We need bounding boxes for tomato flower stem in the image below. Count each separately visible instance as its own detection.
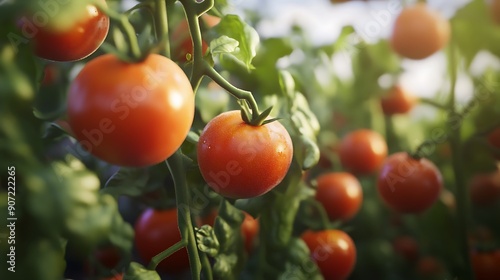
[154,0,171,58]
[93,1,142,60]
[166,150,202,280]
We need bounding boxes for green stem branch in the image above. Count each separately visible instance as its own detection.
[166,150,202,280]
[94,1,141,60]
[154,0,171,58]
[204,66,261,121]
[447,38,474,280]
[148,240,186,270]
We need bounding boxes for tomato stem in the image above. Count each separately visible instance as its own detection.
[93,1,142,61]
[419,97,448,110]
[147,240,187,270]
[204,66,262,124]
[446,37,474,280]
[166,150,202,280]
[154,0,171,58]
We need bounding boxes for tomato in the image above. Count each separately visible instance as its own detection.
[301,229,356,280]
[390,3,450,60]
[392,235,419,262]
[492,0,500,24]
[471,250,500,280]
[94,246,121,269]
[416,256,443,277]
[338,129,388,175]
[377,152,442,213]
[67,53,194,167]
[134,208,189,274]
[172,15,220,62]
[380,85,417,115]
[197,110,293,199]
[315,172,363,221]
[242,212,259,253]
[24,0,109,61]
[469,171,500,206]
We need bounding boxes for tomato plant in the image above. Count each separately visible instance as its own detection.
[377,152,443,213]
[172,14,219,62]
[301,229,356,280]
[241,212,259,253]
[25,0,109,62]
[197,110,293,199]
[380,85,417,115]
[470,250,500,280]
[390,3,450,59]
[67,53,194,167]
[338,129,388,175]
[134,208,189,274]
[314,172,363,221]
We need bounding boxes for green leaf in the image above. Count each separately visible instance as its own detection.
[213,15,260,70]
[452,0,500,66]
[124,262,161,280]
[196,225,220,257]
[210,35,240,54]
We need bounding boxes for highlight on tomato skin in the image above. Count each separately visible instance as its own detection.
[24,0,110,62]
[390,3,450,60]
[197,110,293,199]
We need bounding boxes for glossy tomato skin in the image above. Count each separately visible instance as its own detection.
[380,85,417,115]
[390,3,450,60]
[469,172,500,206]
[315,172,363,221]
[67,53,194,167]
[134,208,189,274]
[471,250,500,280]
[302,229,356,280]
[197,110,293,199]
[377,152,443,213]
[338,129,388,175]
[28,0,109,61]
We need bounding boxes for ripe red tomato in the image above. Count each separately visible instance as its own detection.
[67,53,194,167]
[377,152,443,213]
[338,129,388,175]
[315,172,363,221]
[471,250,500,280]
[134,208,189,274]
[469,171,500,206]
[197,110,293,199]
[390,3,450,60]
[380,85,417,115]
[241,212,259,253]
[392,235,419,262]
[24,0,109,61]
[492,0,500,24]
[301,229,356,280]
